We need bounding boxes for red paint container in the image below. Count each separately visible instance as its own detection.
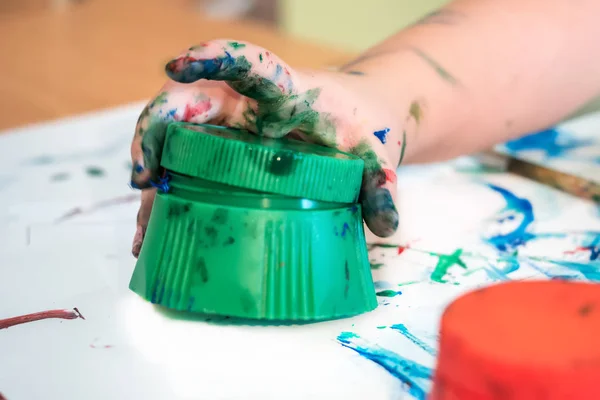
[430,280,600,399]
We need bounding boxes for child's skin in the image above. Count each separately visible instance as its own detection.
[130,0,600,257]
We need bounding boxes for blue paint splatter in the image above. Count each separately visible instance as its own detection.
[166,108,177,119]
[167,51,238,83]
[373,128,391,144]
[549,260,600,281]
[389,324,436,356]
[484,183,535,252]
[503,128,592,159]
[373,281,395,290]
[587,235,600,261]
[134,162,144,173]
[149,174,171,193]
[340,222,350,237]
[187,296,195,311]
[273,64,283,80]
[337,332,432,399]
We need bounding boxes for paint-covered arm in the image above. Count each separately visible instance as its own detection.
[130,40,404,256]
[341,0,600,164]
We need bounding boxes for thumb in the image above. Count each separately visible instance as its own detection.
[165,39,297,102]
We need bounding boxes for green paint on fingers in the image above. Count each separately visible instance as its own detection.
[398,131,407,166]
[349,140,382,172]
[259,53,263,62]
[228,41,246,50]
[409,101,423,124]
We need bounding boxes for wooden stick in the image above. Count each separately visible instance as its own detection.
[0,308,85,329]
[479,151,600,204]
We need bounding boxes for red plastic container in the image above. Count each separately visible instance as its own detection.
[430,280,600,399]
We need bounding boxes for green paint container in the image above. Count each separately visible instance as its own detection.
[129,122,377,321]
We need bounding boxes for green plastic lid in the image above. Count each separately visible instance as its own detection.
[129,174,377,320]
[160,122,364,203]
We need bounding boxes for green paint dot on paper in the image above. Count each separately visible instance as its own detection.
[376,290,402,297]
[397,280,419,287]
[85,166,105,177]
[430,249,467,283]
[50,172,69,182]
[370,262,384,269]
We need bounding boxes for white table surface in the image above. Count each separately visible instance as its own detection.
[1,104,599,400]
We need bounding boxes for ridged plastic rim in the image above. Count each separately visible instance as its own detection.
[160,122,364,203]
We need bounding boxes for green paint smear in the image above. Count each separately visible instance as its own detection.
[411,48,458,85]
[409,101,422,124]
[369,243,400,249]
[376,289,402,297]
[370,262,384,269]
[397,280,420,287]
[228,41,246,50]
[349,140,381,172]
[259,53,263,62]
[593,194,600,203]
[398,130,407,166]
[50,172,69,182]
[430,248,467,283]
[85,166,105,177]
[377,326,387,329]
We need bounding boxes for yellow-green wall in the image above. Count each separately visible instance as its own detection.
[280,0,450,52]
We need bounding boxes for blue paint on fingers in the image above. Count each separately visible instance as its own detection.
[373,128,391,144]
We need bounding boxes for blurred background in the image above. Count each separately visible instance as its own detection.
[1,0,598,130]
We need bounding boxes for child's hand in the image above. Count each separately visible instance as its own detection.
[130,39,403,257]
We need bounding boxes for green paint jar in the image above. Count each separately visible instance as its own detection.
[129,122,377,321]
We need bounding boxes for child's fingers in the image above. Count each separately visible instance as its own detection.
[130,81,235,188]
[165,39,297,102]
[132,188,156,258]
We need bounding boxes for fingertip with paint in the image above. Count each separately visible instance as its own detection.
[362,187,399,237]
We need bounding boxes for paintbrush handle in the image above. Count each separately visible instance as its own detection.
[505,157,600,204]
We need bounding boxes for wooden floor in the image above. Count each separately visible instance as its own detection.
[0,0,351,130]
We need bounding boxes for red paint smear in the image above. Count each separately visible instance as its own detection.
[398,141,402,146]
[265,51,271,57]
[0,392,6,400]
[398,239,420,255]
[167,56,199,73]
[564,246,590,255]
[383,168,397,184]
[0,308,84,329]
[277,84,285,91]
[181,99,212,122]
[284,67,290,75]
[90,344,113,349]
